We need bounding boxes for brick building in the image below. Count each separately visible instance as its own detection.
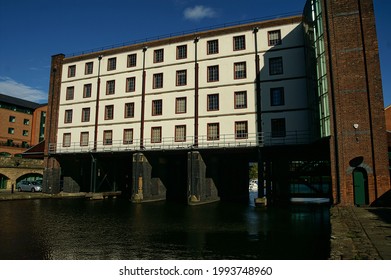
[43,0,390,205]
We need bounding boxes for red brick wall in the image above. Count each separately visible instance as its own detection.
[323,0,390,205]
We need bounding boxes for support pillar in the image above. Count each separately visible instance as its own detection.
[187,151,219,205]
[131,153,166,203]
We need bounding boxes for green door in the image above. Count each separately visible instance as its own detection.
[353,169,367,206]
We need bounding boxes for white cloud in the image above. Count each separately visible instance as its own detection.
[184,5,217,20]
[0,76,47,103]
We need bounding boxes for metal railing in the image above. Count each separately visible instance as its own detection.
[48,131,313,154]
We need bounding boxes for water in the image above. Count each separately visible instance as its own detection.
[0,194,330,260]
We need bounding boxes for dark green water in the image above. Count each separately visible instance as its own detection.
[0,195,330,260]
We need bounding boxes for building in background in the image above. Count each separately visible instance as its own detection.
[44,0,390,206]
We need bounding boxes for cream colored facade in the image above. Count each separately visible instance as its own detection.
[54,16,310,153]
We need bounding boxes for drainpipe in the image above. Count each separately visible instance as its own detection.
[140,46,148,149]
[93,55,103,151]
[194,37,200,147]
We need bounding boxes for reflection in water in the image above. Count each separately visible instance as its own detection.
[0,196,330,260]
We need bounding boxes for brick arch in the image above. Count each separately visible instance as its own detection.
[0,168,43,190]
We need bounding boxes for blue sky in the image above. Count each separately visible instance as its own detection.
[0,0,390,105]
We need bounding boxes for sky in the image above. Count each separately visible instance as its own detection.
[0,0,390,105]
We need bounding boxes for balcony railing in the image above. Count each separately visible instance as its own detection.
[48,131,313,154]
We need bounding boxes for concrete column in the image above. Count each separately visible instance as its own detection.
[187,151,219,205]
[131,153,166,203]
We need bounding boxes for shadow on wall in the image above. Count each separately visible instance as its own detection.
[371,189,391,207]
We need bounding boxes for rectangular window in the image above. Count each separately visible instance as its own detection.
[126,77,136,92]
[66,86,74,100]
[80,132,89,146]
[270,87,285,106]
[23,119,30,125]
[153,73,163,89]
[9,116,15,123]
[127,54,137,67]
[235,121,248,139]
[268,30,282,46]
[68,65,76,77]
[8,128,14,134]
[106,80,115,95]
[154,49,164,63]
[103,130,113,145]
[175,125,186,142]
[176,70,187,86]
[81,108,90,122]
[125,103,134,118]
[207,94,219,111]
[152,100,163,116]
[207,123,219,141]
[64,110,73,123]
[234,62,247,79]
[107,57,117,71]
[233,35,246,50]
[207,65,219,82]
[269,57,283,75]
[271,118,286,137]
[123,129,134,144]
[175,97,186,114]
[234,91,247,109]
[23,130,29,136]
[105,105,114,120]
[151,127,162,143]
[207,39,219,54]
[85,62,93,75]
[177,45,187,59]
[83,84,92,98]
[63,133,71,147]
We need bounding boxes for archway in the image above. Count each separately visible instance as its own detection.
[353,167,368,206]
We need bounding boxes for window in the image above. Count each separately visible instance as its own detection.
[81,108,90,122]
[83,84,92,98]
[270,87,285,106]
[176,70,187,86]
[123,129,133,144]
[233,35,245,50]
[269,57,283,75]
[127,54,137,67]
[85,62,93,75]
[68,65,76,77]
[175,125,186,142]
[235,91,247,109]
[64,110,73,123]
[23,130,29,136]
[126,77,136,92]
[234,62,247,79]
[103,130,113,145]
[207,65,219,82]
[235,121,248,139]
[271,118,286,137]
[106,80,115,95]
[154,49,164,63]
[23,119,30,125]
[268,30,282,46]
[8,128,14,134]
[175,97,186,114]
[125,103,134,118]
[80,132,89,146]
[107,57,116,71]
[151,127,162,143]
[66,86,74,100]
[63,133,71,147]
[152,100,162,116]
[9,116,15,123]
[207,123,219,140]
[105,105,114,120]
[153,73,163,89]
[207,94,219,111]
[177,45,187,59]
[207,39,219,54]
